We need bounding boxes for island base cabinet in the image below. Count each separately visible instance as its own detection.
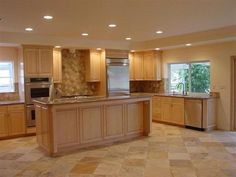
[34,98,151,156]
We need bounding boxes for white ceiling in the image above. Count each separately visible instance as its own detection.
[0,0,235,48]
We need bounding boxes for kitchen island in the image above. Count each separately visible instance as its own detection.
[34,95,152,156]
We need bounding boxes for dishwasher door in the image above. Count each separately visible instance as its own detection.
[184,99,203,129]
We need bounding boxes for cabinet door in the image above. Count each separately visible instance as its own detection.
[35,104,42,145]
[0,106,8,138]
[54,108,79,147]
[53,50,62,83]
[38,49,53,76]
[91,51,101,81]
[171,103,185,125]
[127,102,144,135]
[133,53,143,80]
[24,48,39,76]
[8,105,25,136]
[80,106,103,143]
[161,102,172,123]
[129,53,135,80]
[152,96,162,121]
[143,52,155,80]
[104,104,124,139]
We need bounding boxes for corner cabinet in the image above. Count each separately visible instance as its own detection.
[0,104,26,138]
[23,46,53,77]
[53,49,62,83]
[129,51,161,81]
[85,50,101,82]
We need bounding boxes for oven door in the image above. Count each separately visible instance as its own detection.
[25,84,51,104]
[26,105,36,127]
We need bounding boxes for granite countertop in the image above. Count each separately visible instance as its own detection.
[33,95,152,105]
[0,100,25,105]
[131,92,217,99]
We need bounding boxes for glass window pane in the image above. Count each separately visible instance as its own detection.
[170,64,189,93]
[0,62,14,93]
[0,70,10,77]
[190,62,210,93]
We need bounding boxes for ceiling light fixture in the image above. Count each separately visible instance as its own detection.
[43,15,53,20]
[125,37,131,40]
[96,48,102,50]
[130,50,135,52]
[185,43,192,46]
[108,24,117,28]
[156,30,163,34]
[25,27,33,31]
[155,48,160,50]
[81,33,88,36]
[55,46,61,48]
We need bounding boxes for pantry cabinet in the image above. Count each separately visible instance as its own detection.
[23,46,53,77]
[85,50,101,82]
[129,51,161,81]
[0,104,26,138]
[53,49,62,83]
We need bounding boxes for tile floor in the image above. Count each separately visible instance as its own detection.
[0,123,236,177]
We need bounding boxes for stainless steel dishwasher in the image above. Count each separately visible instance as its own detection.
[184,99,204,130]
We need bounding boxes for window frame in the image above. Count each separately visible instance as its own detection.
[0,61,15,93]
[168,60,210,94]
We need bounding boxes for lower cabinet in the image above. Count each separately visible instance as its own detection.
[153,96,185,126]
[0,104,26,138]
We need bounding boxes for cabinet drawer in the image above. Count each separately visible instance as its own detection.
[8,104,24,111]
[171,98,184,104]
[161,97,172,103]
[0,106,8,113]
[152,97,161,108]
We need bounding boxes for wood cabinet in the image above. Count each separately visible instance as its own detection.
[53,49,62,83]
[0,104,26,138]
[129,53,135,80]
[152,96,184,126]
[129,51,161,81]
[23,46,53,77]
[85,50,101,82]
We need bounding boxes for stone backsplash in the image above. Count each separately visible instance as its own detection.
[55,49,98,96]
[0,83,20,101]
[130,80,164,93]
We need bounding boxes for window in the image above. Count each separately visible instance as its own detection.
[169,61,210,94]
[0,62,15,93]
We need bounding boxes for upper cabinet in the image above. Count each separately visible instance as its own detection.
[85,50,101,82]
[23,46,53,77]
[53,49,62,83]
[129,51,162,81]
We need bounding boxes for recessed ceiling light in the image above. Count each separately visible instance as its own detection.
[96,48,102,50]
[81,33,88,36]
[25,27,33,31]
[43,15,53,20]
[108,24,117,28]
[55,46,61,48]
[156,30,163,34]
[130,50,135,52]
[185,43,192,46]
[155,48,160,50]
[0,18,3,22]
[125,37,131,40]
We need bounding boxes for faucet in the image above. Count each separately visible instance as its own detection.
[177,82,187,95]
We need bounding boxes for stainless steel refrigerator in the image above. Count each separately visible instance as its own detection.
[106,58,129,96]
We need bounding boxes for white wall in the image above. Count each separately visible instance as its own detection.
[162,41,236,130]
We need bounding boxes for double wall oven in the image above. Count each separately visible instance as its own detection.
[25,77,52,127]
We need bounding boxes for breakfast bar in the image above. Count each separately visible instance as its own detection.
[34,95,152,156]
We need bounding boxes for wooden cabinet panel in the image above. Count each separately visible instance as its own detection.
[161,102,172,123]
[41,107,50,149]
[152,96,162,121]
[143,52,155,80]
[127,102,143,134]
[129,53,135,80]
[8,105,25,136]
[171,103,185,125]
[133,53,144,80]
[35,104,42,145]
[104,104,124,139]
[24,48,39,76]
[0,107,8,138]
[55,108,79,146]
[80,106,103,143]
[53,50,62,83]
[38,49,53,76]
[86,50,101,82]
